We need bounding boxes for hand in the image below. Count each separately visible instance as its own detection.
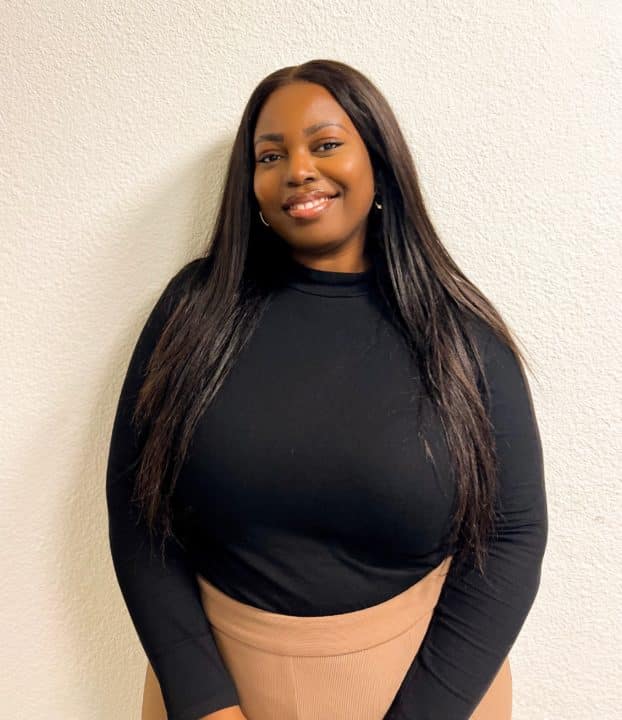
[201,706,248,720]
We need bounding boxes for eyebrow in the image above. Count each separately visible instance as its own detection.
[253,122,349,147]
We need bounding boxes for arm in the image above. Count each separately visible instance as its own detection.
[385,323,548,720]
[201,708,247,719]
[106,260,241,720]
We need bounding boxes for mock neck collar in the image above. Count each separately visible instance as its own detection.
[283,256,374,297]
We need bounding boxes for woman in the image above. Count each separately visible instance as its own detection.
[106,59,547,720]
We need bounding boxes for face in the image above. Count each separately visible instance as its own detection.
[253,81,376,269]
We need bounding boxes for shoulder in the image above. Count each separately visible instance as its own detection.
[463,314,500,360]
[461,313,511,363]
[162,256,209,300]
[461,312,530,402]
[138,257,210,347]
[152,256,211,317]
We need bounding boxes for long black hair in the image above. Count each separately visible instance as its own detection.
[129,58,536,577]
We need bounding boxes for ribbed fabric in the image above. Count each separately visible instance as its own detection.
[106,256,544,719]
[182,555,510,720]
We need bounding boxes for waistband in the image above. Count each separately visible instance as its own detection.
[195,555,453,656]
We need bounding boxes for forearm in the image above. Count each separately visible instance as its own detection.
[202,706,247,719]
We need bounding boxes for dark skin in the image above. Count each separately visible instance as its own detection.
[201,82,377,720]
[202,706,248,720]
[253,80,377,274]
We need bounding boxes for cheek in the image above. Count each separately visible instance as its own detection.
[253,173,265,202]
[333,154,374,198]
[253,172,276,205]
[328,155,361,189]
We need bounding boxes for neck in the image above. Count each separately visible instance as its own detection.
[283,254,374,298]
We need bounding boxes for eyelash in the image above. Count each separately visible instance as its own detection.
[256,141,343,165]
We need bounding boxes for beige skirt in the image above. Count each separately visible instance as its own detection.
[142,555,512,720]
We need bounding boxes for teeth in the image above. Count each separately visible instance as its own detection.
[289,196,331,210]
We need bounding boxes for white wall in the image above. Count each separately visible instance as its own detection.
[2,2,620,718]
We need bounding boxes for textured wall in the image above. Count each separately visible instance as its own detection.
[2,2,620,718]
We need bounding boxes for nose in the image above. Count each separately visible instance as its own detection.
[285,148,317,185]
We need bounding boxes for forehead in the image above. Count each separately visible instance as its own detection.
[253,82,354,137]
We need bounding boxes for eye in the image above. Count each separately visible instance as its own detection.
[317,141,342,152]
[256,153,280,165]
[256,141,343,165]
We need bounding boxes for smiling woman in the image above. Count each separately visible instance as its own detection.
[106,59,547,720]
[252,82,377,269]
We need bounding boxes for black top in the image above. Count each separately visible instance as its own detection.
[106,256,548,720]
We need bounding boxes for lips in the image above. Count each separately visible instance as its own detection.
[283,191,339,211]
[285,194,338,219]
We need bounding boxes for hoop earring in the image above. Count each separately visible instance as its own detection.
[259,210,270,227]
[374,196,383,210]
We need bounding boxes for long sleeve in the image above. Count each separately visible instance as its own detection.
[384,324,548,720]
[106,261,240,720]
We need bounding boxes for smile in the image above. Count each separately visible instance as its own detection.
[285,195,338,219]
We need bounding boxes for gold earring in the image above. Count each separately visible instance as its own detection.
[259,210,270,227]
